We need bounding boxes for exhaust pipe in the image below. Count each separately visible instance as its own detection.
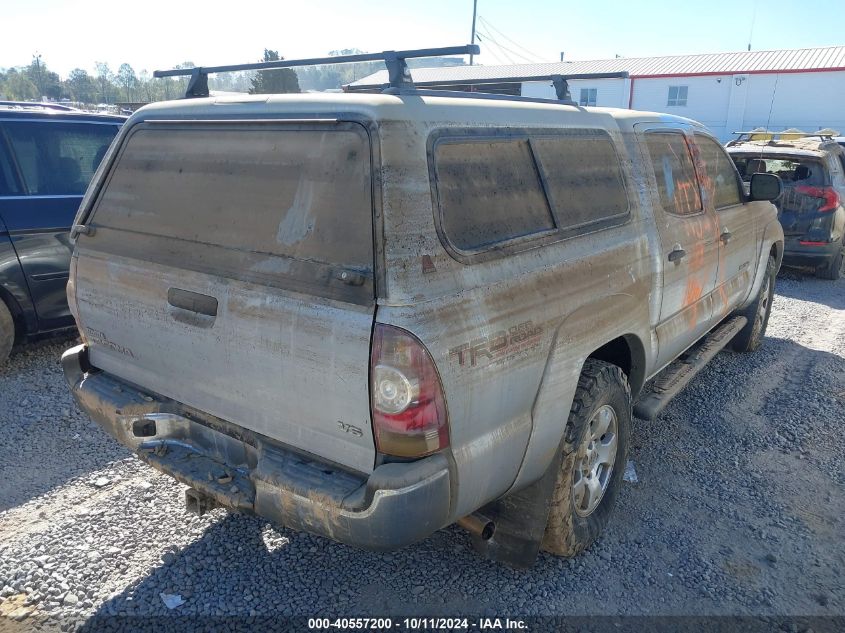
[458,513,495,540]
[185,488,217,516]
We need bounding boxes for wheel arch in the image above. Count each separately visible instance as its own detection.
[769,239,783,270]
[511,289,653,492]
[586,334,647,397]
[0,283,27,343]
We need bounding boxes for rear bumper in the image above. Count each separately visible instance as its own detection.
[783,238,841,268]
[62,344,452,551]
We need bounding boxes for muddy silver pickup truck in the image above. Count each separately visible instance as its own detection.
[62,67,784,567]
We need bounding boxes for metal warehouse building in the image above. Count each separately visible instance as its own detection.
[348,46,845,142]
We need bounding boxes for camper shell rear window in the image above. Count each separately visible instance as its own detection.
[87,120,374,305]
[430,127,630,262]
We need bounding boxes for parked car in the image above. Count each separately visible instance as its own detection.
[62,90,783,568]
[0,102,124,364]
[727,132,845,279]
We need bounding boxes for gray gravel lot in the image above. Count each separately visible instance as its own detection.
[0,272,843,629]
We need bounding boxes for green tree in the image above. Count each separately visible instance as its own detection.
[65,68,96,103]
[117,63,137,101]
[24,55,62,99]
[1,69,38,100]
[137,69,156,102]
[249,49,300,95]
[94,62,114,103]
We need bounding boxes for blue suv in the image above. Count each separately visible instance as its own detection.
[0,103,124,364]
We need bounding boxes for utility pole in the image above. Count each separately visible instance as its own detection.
[469,0,478,65]
[33,52,45,98]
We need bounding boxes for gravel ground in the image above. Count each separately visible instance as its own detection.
[0,272,843,630]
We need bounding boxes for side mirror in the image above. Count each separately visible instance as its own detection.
[750,173,783,202]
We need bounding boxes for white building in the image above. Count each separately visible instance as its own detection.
[348,46,845,142]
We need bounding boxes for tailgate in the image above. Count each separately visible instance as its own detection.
[778,184,827,236]
[73,120,377,474]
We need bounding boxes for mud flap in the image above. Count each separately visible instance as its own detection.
[469,445,564,568]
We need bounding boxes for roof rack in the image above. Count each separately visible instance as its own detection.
[727,128,840,146]
[0,100,79,112]
[153,45,480,99]
[346,71,629,104]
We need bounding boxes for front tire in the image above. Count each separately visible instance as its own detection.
[0,300,14,366]
[541,359,631,557]
[732,255,776,353]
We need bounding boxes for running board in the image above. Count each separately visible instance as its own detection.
[633,316,747,421]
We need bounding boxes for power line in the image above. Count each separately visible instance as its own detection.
[476,30,516,64]
[477,16,544,62]
[473,33,509,65]
[476,27,534,64]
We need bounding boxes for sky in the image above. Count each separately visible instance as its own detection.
[4,0,845,78]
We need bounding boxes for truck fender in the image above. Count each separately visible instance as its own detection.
[469,292,649,567]
[509,290,650,493]
[738,218,784,311]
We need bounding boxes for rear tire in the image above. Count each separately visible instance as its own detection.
[732,255,776,353]
[818,245,844,281]
[541,359,631,557]
[0,300,14,366]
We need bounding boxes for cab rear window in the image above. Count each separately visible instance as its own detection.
[432,129,629,257]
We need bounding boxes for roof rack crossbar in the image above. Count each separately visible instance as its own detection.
[550,75,571,102]
[154,45,480,98]
[346,71,628,105]
[727,128,840,146]
[373,88,580,106]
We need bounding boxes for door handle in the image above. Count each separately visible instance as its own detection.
[667,245,686,264]
[720,229,732,244]
[167,288,218,317]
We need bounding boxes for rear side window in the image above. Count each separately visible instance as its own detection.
[91,123,373,274]
[532,131,629,229]
[434,138,555,251]
[2,121,119,195]
[644,131,702,216]
[432,130,629,255]
[694,134,742,209]
[0,140,22,196]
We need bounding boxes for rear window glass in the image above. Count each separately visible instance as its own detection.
[2,121,119,195]
[91,124,373,272]
[532,131,628,228]
[644,131,702,216]
[730,155,829,186]
[434,138,555,251]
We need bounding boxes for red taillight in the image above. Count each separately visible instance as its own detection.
[370,324,449,458]
[795,185,840,212]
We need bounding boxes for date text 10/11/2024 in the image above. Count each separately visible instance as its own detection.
[308,618,528,630]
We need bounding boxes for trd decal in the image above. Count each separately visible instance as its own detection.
[449,321,543,367]
[85,327,135,358]
[337,421,363,437]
